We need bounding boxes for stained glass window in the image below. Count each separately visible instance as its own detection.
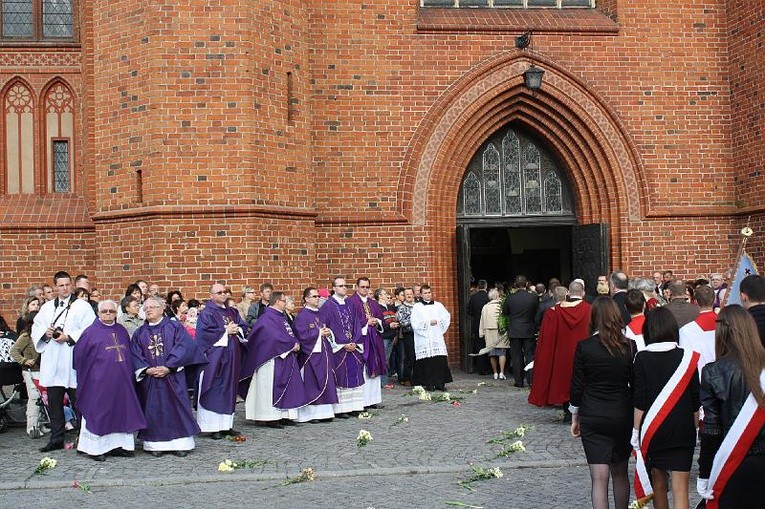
[463,172,481,215]
[42,0,72,38]
[2,0,33,37]
[457,126,573,219]
[52,140,69,192]
[483,144,501,215]
[420,0,595,7]
[1,0,74,39]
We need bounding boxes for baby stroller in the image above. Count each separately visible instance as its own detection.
[0,332,26,432]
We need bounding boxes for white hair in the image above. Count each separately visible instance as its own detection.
[98,299,118,312]
[488,288,499,300]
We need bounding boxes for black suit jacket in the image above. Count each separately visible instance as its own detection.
[467,291,490,334]
[748,304,765,348]
[611,291,632,326]
[502,290,538,339]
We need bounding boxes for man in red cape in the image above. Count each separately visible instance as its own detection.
[529,280,591,409]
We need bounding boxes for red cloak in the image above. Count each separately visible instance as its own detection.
[528,299,591,407]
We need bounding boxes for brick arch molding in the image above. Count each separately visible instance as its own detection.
[399,52,649,268]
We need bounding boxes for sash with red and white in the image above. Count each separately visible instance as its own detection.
[701,370,765,508]
[633,348,700,503]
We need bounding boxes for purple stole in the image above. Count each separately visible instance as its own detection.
[347,293,388,378]
[318,297,365,388]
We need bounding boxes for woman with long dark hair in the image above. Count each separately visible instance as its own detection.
[632,306,699,509]
[697,305,765,507]
[570,296,634,509]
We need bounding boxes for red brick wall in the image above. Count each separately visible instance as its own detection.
[3,1,762,361]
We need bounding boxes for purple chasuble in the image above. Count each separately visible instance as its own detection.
[195,301,247,414]
[317,297,365,388]
[241,307,306,410]
[347,293,388,378]
[293,307,339,405]
[130,317,208,442]
[73,320,146,436]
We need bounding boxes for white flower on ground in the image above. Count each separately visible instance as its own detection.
[509,440,525,452]
[490,467,504,478]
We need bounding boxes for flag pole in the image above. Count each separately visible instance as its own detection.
[721,216,753,308]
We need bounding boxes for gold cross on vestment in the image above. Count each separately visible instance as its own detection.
[148,334,164,359]
[105,332,126,363]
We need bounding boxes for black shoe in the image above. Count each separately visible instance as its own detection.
[172,451,188,458]
[226,429,241,436]
[335,413,350,419]
[435,385,446,391]
[110,448,135,458]
[92,454,106,462]
[280,419,297,426]
[39,442,64,452]
[309,419,321,424]
[209,432,224,440]
[514,383,524,388]
[366,404,385,409]
[149,451,164,458]
[266,421,284,429]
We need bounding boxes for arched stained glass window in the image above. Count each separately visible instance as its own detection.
[4,80,35,194]
[457,126,574,218]
[462,171,481,215]
[483,143,501,215]
[502,131,521,214]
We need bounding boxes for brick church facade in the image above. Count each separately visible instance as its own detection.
[0,1,762,365]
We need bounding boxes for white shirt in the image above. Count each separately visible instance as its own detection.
[32,296,96,387]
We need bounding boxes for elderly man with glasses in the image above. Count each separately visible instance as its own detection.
[73,299,147,461]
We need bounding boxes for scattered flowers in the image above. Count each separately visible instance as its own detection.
[34,457,57,475]
[281,467,316,486]
[487,426,530,444]
[71,480,92,493]
[390,414,409,428]
[418,391,432,401]
[225,434,247,442]
[357,429,373,447]
[444,502,484,509]
[628,496,653,509]
[495,440,526,458]
[217,459,269,472]
[477,382,487,387]
[411,385,426,395]
[64,442,75,450]
[459,465,504,492]
[357,411,375,420]
[452,401,462,407]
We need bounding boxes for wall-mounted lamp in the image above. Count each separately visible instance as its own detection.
[523,65,545,91]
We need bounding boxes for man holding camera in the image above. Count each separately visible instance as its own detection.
[33,271,96,452]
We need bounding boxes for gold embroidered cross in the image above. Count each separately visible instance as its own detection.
[148,334,164,359]
[105,332,126,363]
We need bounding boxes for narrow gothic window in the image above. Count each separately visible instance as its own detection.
[4,81,35,194]
[52,139,69,192]
[544,172,562,213]
[502,131,521,214]
[462,172,481,215]
[483,143,501,215]
[44,80,74,193]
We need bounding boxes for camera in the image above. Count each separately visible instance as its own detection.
[51,326,63,339]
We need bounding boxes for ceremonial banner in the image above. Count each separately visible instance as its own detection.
[726,250,758,306]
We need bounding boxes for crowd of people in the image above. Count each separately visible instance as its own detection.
[468,270,765,509]
[0,272,452,462]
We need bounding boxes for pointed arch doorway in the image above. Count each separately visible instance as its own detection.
[455,124,609,371]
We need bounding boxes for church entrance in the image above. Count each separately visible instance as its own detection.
[454,124,609,370]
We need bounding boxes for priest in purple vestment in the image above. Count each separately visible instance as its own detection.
[131,296,208,457]
[195,283,248,439]
[318,277,365,417]
[347,277,387,408]
[73,300,146,461]
[293,287,338,423]
[240,291,306,428]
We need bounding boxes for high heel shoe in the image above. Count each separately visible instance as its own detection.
[493,373,499,380]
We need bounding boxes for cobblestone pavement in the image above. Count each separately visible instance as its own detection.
[0,372,691,508]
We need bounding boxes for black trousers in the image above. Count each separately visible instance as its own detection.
[399,331,415,382]
[509,337,535,386]
[45,386,77,445]
[471,332,490,374]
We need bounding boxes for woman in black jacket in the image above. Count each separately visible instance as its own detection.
[698,304,765,508]
[570,297,634,509]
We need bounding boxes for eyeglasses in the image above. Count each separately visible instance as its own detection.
[358,285,370,289]
[308,295,320,299]
[335,284,346,287]
[99,309,117,314]
[144,305,163,310]
[213,291,226,295]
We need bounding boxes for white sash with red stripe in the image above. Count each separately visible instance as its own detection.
[634,347,700,503]
[702,371,765,508]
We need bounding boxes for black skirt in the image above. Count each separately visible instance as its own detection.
[647,445,694,472]
[716,454,765,508]
[411,356,453,390]
[579,414,632,464]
